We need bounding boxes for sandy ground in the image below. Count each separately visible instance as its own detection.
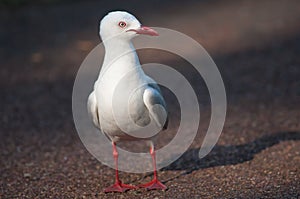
[0,0,300,198]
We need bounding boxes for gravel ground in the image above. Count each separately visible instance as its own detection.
[1,0,300,198]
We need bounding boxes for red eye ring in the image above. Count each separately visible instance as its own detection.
[118,21,127,28]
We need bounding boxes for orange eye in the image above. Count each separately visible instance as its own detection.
[118,21,127,28]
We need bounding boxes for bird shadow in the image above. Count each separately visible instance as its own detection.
[161,131,300,182]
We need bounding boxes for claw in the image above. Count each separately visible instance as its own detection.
[104,181,137,193]
[139,179,167,190]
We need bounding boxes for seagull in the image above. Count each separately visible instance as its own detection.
[87,11,168,193]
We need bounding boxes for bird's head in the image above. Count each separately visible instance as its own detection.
[99,11,158,41]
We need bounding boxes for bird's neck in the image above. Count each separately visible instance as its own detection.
[102,39,140,71]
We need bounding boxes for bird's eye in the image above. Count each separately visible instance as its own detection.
[118,21,127,28]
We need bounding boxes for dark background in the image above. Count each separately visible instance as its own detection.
[1,0,299,198]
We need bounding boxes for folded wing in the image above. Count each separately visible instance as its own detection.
[87,91,100,129]
[143,86,168,130]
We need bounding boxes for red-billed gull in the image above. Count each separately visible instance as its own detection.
[88,11,168,193]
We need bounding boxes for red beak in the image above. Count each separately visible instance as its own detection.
[127,26,159,36]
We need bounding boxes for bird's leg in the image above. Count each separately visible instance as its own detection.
[139,146,167,190]
[103,142,137,193]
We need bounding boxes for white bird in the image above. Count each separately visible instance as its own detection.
[87,11,168,193]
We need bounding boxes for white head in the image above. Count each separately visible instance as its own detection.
[99,11,158,41]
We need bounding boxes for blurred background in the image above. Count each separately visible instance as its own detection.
[1,0,299,198]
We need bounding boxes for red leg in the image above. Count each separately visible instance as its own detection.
[103,142,137,193]
[139,146,167,190]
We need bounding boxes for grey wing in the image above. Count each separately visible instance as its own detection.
[87,91,100,129]
[143,86,168,130]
